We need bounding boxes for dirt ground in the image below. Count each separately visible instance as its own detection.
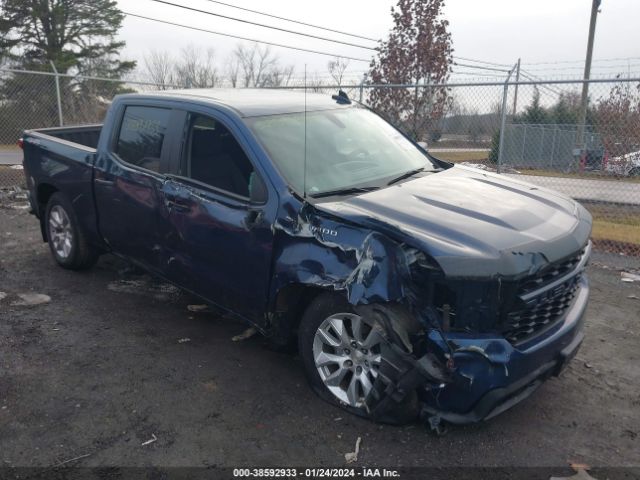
[0,196,639,474]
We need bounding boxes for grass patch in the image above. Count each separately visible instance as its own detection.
[584,202,640,247]
[429,153,639,184]
[0,144,20,152]
[517,168,640,184]
[430,151,489,163]
[591,220,640,245]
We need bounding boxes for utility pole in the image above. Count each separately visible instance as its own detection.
[575,0,601,153]
[512,58,521,115]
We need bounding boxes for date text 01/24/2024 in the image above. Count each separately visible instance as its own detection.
[233,467,401,478]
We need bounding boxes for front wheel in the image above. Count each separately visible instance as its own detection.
[45,192,99,270]
[298,292,421,423]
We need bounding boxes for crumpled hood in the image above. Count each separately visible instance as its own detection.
[317,166,592,278]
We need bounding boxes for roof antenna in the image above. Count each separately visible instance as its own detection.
[303,63,307,199]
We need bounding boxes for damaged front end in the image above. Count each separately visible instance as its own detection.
[357,241,591,430]
[269,192,591,429]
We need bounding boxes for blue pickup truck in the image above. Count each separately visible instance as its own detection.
[20,89,591,429]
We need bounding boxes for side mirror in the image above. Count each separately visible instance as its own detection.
[417,141,428,150]
[249,172,267,204]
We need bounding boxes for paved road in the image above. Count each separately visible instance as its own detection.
[0,150,21,165]
[429,148,490,152]
[506,174,640,205]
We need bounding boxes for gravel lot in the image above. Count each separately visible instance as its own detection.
[0,196,639,474]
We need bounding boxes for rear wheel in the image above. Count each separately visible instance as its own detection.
[45,192,99,270]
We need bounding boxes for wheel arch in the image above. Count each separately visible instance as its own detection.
[37,182,59,241]
[267,283,341,348]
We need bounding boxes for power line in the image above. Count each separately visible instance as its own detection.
[451,71,508,78]
[523,63,640,72]
[201,0,378,42]
[453,62,511,73]
[524,56,640,66]
[147,0,376,51]
[123,12,372,62]
[452,56,511,67]
[520,71,564,96]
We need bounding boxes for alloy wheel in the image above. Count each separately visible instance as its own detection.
[312,313,383,408]
[48,205,73,259]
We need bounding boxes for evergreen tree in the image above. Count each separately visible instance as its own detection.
[0,0,135,138]
[0,0,134,75]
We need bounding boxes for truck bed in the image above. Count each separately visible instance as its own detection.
[27,124,102,150]
[22,124,104,249]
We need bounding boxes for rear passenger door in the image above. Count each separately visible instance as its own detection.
[159,110,275,320]
[94,103,182,272]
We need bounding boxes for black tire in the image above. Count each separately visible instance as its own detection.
[45,192,99,270]
[298,292,420,424]
[629,167,640,177]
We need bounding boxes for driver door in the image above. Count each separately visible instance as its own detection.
[158,110,275,320]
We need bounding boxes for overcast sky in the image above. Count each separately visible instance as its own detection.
[117,0,640,81]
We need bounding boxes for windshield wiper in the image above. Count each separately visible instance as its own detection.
[309,186,379,199]
[387,167,425,185]
[387,167,441,185]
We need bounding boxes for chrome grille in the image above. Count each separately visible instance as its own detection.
[517,247,586,296]
[502,245,589,345]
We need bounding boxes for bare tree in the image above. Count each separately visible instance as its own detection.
[327,57,350,87]
[143,50,175,90]
[142,42,293,89]
[142,46,220,89]
[261,64,295,87]
[233,44,254,87]
[254,45,278,87]
[226,56,241,88]
[232,43,280,87]
[174,46,220,88]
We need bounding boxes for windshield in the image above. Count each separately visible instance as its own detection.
[246,107,436,196]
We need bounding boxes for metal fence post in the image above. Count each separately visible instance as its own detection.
[49,61,64,127]
[521,124,527,164]
[551,126,558,169]
[359,73,367,104]
[497,81,510,174]
[539,127,545,168]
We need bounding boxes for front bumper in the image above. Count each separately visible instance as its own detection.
[421,275,589,424]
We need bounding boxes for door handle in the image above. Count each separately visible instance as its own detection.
[95,178,115,186]
[245,208,263,229]
[164,196,191,212]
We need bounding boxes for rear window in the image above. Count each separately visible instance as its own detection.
[115,106,171,172]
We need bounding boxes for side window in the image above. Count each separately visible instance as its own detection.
[186,114,255,198]
[115,106,171,173]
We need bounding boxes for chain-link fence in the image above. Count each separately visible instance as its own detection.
[1,67,639,256]
[0,67,183,188]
